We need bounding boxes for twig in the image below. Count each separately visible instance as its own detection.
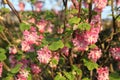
[88,0,93,23]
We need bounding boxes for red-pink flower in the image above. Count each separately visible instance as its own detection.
[31,64,41,74]
[9,46,17,54]
[88,47,102,62]
[18,2,25,11]
[9,55,17,67]
[37,46,52,64]
[36,20,48,33]
[110,47,120,61]
[34,1,43,12]
[0,62,3,77]
[16,69,29,80]
[61,47,69,56]
[97,67,109,80]
[21,41,32,52]
[116,0,120,6]
[93,0,107,12]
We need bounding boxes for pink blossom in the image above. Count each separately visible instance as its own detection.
[116,0,120,6]
[37,46,52,64]
[31,64,41,74]
[16,69,29,80]
[72,33,89,51]
[21,41,31,52]
[93,0,107,12]
[84,26,100,44]
[61,47,69,56]
[110,47,120,61]
[36,20,48,33]
[18,2,25,11]
[34,1,43,12]
[28,18,36,24]
[97,67,109,80]
[9,46,17,54]
[88,47,102,62]
[0,62,3,77]
[23,29,39,45]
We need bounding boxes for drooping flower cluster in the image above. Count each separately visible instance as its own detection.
[18,2,25,11]
[72,25,100,51]
[61,47,69,56]
[88,47,102,62]
[31,64,41,74]
[110,47,120,61]
[37,46,52,64]
[97,67,109,80]
[16,69,29,80]
[0,62,3,77]
[21,27,43,52]
[93,0,107,12]
[116,0,120,7]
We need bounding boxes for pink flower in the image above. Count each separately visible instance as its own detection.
[93,0,107,12]
[72,33,89,51]
[34,1,43,12]
[116,0,120,6]
[97,67,109,80]
[9,55,17,67]
[9,47,17,54]
[61,47,69,56]
[84,26,100,44]
[16,69,29,80]
[28,18,36,24]
[88,47,102,62]
[18,2,25,11]
[0,62,3,77]
[21,41,31,52]
[110,47,120,61]
[31,64,41,74]
[36,20,48,33]
[37,46,52,64]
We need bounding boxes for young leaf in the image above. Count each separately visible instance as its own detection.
[0,25,4,32]
[54,73,66,80]
[72,65,82,75]
[83,59,98,71]
[78,23,91,31]
[20,23,30,31]
[10,64,22,73]
[68,17,80,25]
[0,53,6,61]
[63,72,75,80]
[82,78,90,80]
[49,40,64,51]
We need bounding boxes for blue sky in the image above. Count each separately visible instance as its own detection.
[0,0,112,19]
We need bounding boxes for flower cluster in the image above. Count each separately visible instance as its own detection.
[72,25,100,51]
[110,47,120,61]
[9,46,17,54]
[88,47,102,62]
[16,69,29,80]
[0,62,3,77]
[37,46,52,64]
[21,27,43,52]
[31,64,41,74]
[97,67,109,80]
[93,0,107,12]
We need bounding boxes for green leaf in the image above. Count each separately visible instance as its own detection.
[0,53,6,61]
[27,74,32,80]
[110,72,120,80]
[54,73,66,80]
[20,23,30,31]
[63,72,75,80]
[89,44,97,49]
[49,40,64,51]
[0,48,6,53]
[59,57,65,65]
[65,42,73,48]
[78,23,91,31]
[83,59,98,71]
[1,8,10,13]
[51,58,58,65]
[72,65,82,75]
[0,25,4,32]
[68,17,80,25]
[82,78,90,80]
[11,64,22,73]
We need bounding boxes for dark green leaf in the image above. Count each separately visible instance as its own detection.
[110,72,120,80]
